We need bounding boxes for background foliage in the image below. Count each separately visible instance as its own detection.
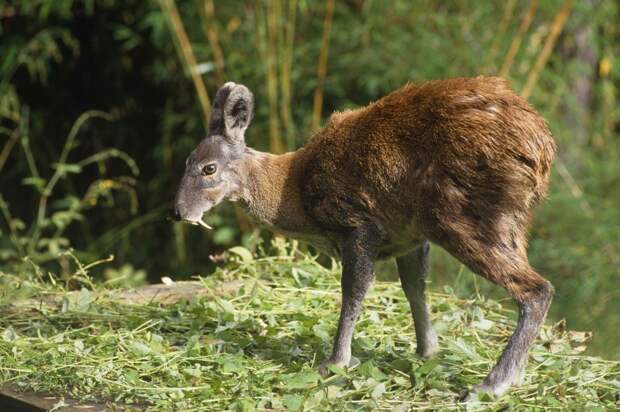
[0,0,618,360]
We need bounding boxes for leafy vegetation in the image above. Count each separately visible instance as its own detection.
[1,245,618,410]
[0,1,619,406]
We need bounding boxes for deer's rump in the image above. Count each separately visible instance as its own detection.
[300,77,556,243]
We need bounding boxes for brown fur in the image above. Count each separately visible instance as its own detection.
[174,77,557,397]
[237,76,555,303]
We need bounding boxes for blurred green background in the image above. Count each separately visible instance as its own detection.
[0,0,618,359]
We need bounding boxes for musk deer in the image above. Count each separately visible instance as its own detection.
[173,77,556,398]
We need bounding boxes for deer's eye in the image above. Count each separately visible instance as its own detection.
[202,163,217,175]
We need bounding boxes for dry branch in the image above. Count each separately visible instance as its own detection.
[0,128,19,172]
[4,280,244,314]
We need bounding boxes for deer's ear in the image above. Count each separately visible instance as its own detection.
[209,82,254,145]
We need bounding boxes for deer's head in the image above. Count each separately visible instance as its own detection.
[173,82,254,228]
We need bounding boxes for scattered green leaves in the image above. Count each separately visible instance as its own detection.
[0,250,618,410]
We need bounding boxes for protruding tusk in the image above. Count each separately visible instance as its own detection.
[197,218,213,230]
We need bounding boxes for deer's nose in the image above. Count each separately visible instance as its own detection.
[171,207,182,221]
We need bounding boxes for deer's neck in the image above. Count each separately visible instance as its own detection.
[239,149,315,233]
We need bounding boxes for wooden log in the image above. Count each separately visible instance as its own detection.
[0,385,120,411]
[0,280,244,410]
[102,279,243,305]
[3,279,244,315]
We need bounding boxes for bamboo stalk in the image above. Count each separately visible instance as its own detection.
[484,0,517,73]
[555,158,593,217]
[499,0,538,78]
[173,222,187,263]
[254,6,269,141]
[202,0,226,85]
[311,0,335,132]
[264,0,285,153]
[520,0,572,99]
[280,0,297,150]
[159,0,211,129]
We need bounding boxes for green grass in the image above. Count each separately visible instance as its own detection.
[0,246,618,411]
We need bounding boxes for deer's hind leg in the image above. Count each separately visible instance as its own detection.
[469,258,554,397]
[396,241,439,358]
[423,212,554,398]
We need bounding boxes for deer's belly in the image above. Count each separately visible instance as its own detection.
[269,220,424,261]
[271,227,340,257]
[377,221,426,260]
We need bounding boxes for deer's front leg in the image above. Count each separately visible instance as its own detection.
[319,223,384,377]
